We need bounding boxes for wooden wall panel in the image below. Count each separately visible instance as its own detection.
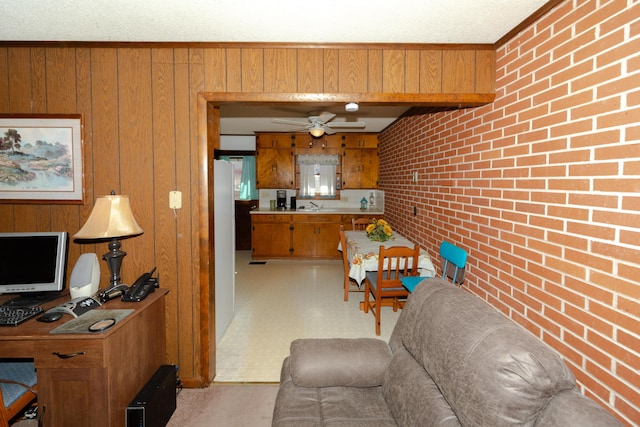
[323,49,339,93]
[297,49,323,92]
[367,50,383,93]
[0,43,495,386]
[476,50,496,94]
[442,50,476,93]
[187,48,205,383]
[0,49,7,111]
[264,48,297,93]
[8,48,32,112]
[204,48,227,92]
[117,49,155,278]
[405,50,420,93]
[420,50,442,93]
[338,49,368,93]
[382,49,405,93]
[225,48,241,92]
[30,48,47,112]
[241,48,263,92]
[75,48,95,248]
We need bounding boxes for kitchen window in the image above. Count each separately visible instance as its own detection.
[297,154,338,198]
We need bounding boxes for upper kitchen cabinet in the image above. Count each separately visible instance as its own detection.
[256,133,296,188]
[341,134,379,189]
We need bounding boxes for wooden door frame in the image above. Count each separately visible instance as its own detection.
[196,91,494,384]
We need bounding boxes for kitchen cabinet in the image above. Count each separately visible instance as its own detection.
[291,215,342,258]
[256,134,295,188]
[251,213,343,259]
[252,214,293,258]
[256,132,380,191]
[341,134,379,189]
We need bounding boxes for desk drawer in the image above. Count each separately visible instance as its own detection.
[34,340,105,369]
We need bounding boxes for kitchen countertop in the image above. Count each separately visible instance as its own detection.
[250,207,384,215]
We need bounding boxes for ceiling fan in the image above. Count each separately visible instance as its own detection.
[272,111,366,137]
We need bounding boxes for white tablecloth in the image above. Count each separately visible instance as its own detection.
[340,230,436,285]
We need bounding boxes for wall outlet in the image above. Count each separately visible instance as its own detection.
[412,171,418,182]
[169,191,182,209]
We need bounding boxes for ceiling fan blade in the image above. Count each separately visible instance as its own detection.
[316,112,336,124]
[272,118,311,127]
[326,121,366,128]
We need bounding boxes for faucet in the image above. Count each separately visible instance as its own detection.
[309,201,319,211]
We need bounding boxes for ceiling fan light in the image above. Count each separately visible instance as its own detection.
[309,126,324,137]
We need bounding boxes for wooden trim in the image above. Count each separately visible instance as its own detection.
[0,41,496,51]
[201,92,495,107]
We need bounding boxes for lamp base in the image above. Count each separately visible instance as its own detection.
[103,237,126,289]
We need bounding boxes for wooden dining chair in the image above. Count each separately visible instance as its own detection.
[339,225,363,301]
[363,244,420,335]
[351,217,370,231]
[0,361,37,427]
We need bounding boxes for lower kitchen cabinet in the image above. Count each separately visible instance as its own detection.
[291,215,342,258]
[251,214,343,259]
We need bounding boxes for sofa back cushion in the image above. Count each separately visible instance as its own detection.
[382,346,462,427]
[389,279,577,427]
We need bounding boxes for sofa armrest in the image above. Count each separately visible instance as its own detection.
[289,338,392,387]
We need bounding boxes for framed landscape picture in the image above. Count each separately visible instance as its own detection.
[0,114,84,203]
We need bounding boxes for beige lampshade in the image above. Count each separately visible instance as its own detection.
[74,195,143,239]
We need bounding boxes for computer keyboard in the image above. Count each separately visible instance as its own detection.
[0,305,44,326]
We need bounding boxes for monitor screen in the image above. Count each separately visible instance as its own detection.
[0,232,68,301]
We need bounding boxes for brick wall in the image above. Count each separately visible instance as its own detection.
[379,1,639,425]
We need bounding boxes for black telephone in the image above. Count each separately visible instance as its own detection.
[122,267,158,302]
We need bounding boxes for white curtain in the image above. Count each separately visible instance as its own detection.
[298,155,338,198]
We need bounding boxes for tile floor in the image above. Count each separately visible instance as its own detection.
[214,251,401,382]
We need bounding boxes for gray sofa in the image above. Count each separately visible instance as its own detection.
[272,278,621,426]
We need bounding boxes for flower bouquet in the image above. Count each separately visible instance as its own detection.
[366,218,393,242]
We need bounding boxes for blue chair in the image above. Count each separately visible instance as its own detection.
[440,241,468,285]
[0,360,37,427]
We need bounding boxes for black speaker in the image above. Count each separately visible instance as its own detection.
[126,365,177,427]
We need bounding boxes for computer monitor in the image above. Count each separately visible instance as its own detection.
[0,231,69,307]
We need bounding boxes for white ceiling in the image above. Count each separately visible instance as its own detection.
[0,0,551,136]
[0,0,549,44]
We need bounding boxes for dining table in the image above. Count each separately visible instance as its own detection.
[340,230,436,285]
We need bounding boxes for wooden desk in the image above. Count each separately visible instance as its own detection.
[0,290,168,427]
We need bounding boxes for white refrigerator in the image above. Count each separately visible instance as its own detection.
[214,160,236,344]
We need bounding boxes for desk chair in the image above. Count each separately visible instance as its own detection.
[339,226,363,301]
[351,217,370,231]
[0,360,37,427]
[364,245,419,335]
[440,241,468,285]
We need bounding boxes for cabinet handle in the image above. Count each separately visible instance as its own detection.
[52,351,85,359]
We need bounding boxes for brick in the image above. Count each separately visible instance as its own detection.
[569,129,620,149]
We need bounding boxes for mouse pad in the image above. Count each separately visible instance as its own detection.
[50,309,134,334]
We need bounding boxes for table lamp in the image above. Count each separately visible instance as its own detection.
[74,193,143,290]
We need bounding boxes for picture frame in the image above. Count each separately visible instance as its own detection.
[0,114,84,203]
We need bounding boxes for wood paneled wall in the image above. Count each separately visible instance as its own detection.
[0,43,495,386]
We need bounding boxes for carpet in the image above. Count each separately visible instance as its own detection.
[167,383,279,426]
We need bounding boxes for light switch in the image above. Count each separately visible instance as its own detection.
[169,191,182,209]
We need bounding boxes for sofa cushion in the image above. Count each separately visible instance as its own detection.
[273,357,397,427]
[390,279,577,427]
[382,346,462,427]
[289,338,392,388]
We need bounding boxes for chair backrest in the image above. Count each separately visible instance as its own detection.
[376,245,420,290]
[0,361,37,427]
[439,241,468,285]
[351,217,370,231]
